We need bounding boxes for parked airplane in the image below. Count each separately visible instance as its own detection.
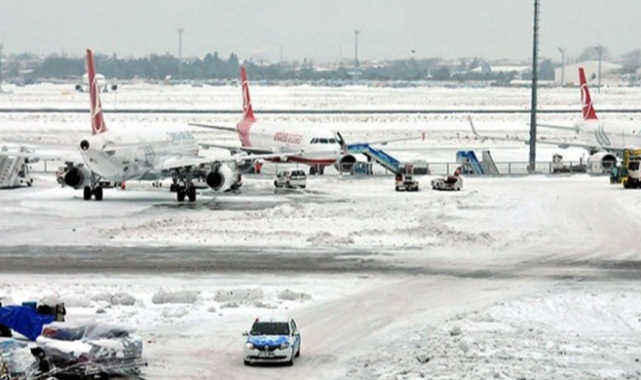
[189,67,425,175]
[468,67,641,171]
[76,72,118,93]
[7,49,304,202]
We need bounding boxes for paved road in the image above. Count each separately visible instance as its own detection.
[1,245,640,281]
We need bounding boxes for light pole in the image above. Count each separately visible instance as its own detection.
[596,45,604,94]
[557,47,565,85]
[178,28,185,81]
[0,43,3,92]
[354,30,360,68]
[529,0,540,173]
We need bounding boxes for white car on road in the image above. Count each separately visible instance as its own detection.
[243,315,301,366]
[274,169,307,189]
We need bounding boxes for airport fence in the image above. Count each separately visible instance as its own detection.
[31,160,606,178]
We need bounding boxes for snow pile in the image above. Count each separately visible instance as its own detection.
[214,288,264,305]
[306,231,355,245]
[92,292,137,306]
[277,289,312,302]
[342,287,641,380]
[151,289,200,304]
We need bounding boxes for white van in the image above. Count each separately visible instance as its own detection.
[274,169,307,189]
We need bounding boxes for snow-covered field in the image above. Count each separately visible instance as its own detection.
[2,82,641,111]
[1,84,641,379]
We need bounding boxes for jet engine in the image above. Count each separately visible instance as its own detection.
[588,152,617,173]
[111,84,118,92]
[206,164,241,192]
[333,154,358,173]
[64,165,92,189]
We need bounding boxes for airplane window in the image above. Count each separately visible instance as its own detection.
[320,138,328,144]
[329,138,336,144]
[310,139,316,144]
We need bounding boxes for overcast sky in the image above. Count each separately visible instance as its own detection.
[1,0,639,62]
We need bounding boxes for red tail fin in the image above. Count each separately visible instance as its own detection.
[240,66,255,121]
[578,67,598,120]
[86,49,108,135]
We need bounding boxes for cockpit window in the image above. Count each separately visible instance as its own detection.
[310,139,317,144]
[320,138,328,144]
[329,138,337,144]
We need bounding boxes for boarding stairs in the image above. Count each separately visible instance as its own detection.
[346,143,401,174]
[0,147,30,188]
[456,150,500,175]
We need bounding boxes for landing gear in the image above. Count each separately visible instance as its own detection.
[83,186,92,201]
[82,172,105,201]
[187,186,196,202]
[172,167,197,203]
[83,185,103,201]
[93,186,103,201]
[309,165,325,175]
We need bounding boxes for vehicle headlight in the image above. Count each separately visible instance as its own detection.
[279,342,290,349]
[245,343,255,349]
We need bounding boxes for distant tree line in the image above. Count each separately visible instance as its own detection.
[4,51,565,83]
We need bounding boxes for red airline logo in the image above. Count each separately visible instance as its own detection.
[274,132,302,145]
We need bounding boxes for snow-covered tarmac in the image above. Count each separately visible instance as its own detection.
[3,174,641,379]
[2,84,641,379]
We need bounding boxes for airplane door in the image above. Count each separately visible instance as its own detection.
[336,131,346,148]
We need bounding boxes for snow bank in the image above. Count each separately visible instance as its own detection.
[343,286,641,380]
[151,289,199,304]
[213,288,264,304]
[277,289,312,302]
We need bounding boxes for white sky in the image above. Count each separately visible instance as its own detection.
[0,0,639,62]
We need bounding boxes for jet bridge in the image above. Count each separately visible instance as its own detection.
[346,143,401,174]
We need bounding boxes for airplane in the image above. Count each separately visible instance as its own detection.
[76,72,118,93]
[5,49,305,202]
[189,67,426,175]
[468,67,641,172]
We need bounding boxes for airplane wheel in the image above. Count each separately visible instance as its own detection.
[93,186,103,201]
[83,186,93,201]
[187,186,197,202]
[177,188,186,202]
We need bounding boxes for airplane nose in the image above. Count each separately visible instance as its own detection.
[80,140,90,151]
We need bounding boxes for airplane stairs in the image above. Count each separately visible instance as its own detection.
[456,150,500,175]
[346,143,401,174]
[0,154,26,188]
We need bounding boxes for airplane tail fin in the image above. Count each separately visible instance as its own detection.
[86,49,108,135]
[240,66,255,121]
[578,67,598,120]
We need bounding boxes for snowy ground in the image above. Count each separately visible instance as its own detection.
[1,82,641,111]
[2,85,641,379]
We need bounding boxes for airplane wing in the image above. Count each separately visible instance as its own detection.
[0,144,83,163]
[153,150,306,172]
[354,132,427,146]
[198,142,275,155]
[198,142,306,157]
[536,123,578,131]
[467,115,627,154]
[1,139,80,150]
[189,122,237,133]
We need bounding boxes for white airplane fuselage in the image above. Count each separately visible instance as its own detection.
[237,119,343,165]
[80,128,198,181]
[573,120,641,152]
